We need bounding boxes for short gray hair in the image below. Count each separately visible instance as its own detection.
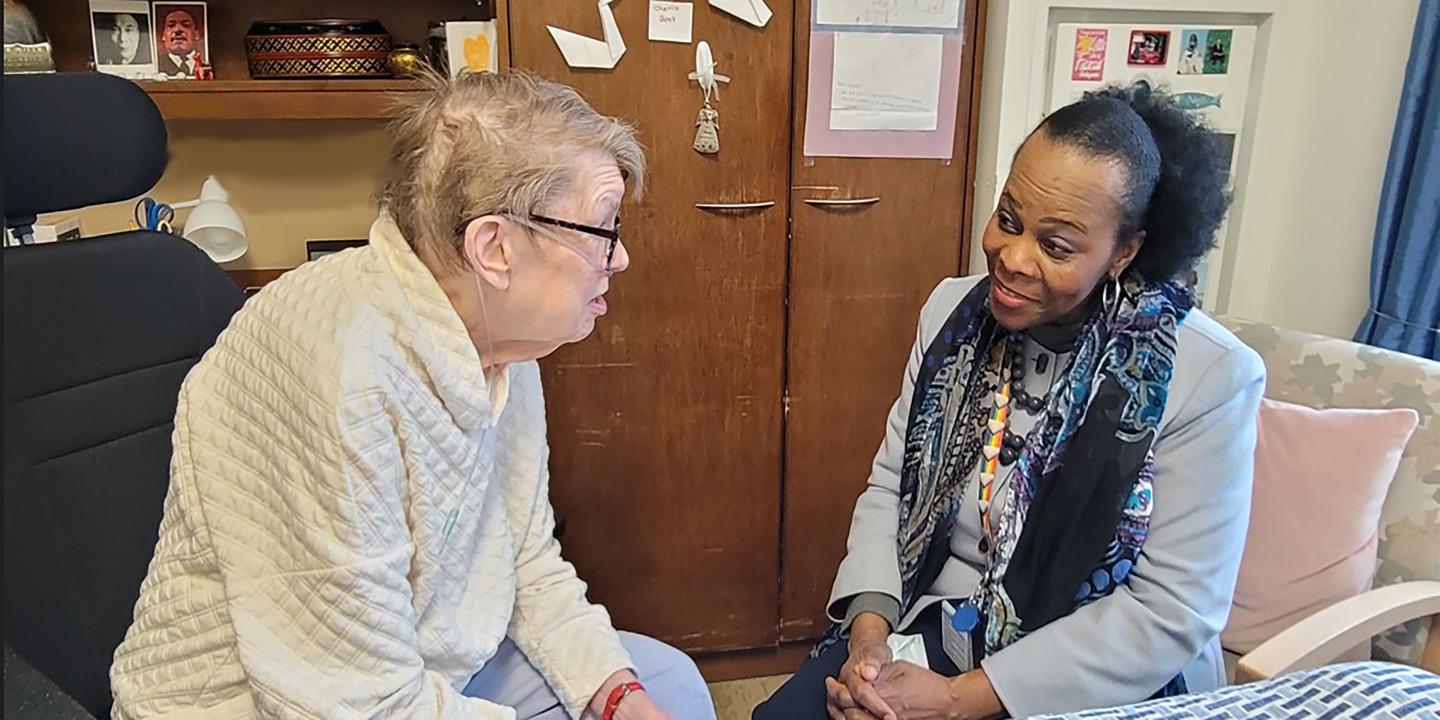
[381,68,645,270]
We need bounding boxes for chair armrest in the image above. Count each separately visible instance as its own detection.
[2,645,94,719]
[1236,581,1440,683]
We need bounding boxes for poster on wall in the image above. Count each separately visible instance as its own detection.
[1127,29,1169,66]
[1071,27,1107,81]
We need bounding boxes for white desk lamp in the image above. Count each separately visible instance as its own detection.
[169,176,247,263]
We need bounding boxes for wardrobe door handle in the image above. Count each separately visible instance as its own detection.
[802,197,882,207]
[694,201,778,211]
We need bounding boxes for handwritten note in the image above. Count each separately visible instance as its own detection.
[649,1,693,44]
[817,0,962,30]
[830,32,943,131]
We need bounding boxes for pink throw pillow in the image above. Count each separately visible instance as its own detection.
[1222,398,1419,655]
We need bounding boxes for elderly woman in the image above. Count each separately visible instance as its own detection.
[756,83,1264,720]
[110,70,715,720]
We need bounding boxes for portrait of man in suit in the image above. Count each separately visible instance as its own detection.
[154,3,207,79]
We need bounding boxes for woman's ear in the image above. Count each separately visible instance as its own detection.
[1110,229,1145,278]
[463,216,512,291]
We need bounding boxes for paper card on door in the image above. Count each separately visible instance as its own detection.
[830,32,944,131]
[649,1,693,44]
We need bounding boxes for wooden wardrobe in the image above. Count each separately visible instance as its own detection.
[511,0,987,661]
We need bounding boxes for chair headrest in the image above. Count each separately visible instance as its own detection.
[3,72,167,221]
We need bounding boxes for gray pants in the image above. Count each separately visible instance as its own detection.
[462,633,717,719]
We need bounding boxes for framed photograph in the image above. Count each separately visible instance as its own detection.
[306,239,368,262]
[1127,29,1170,67]
[152,1,209,79]
[90,0,155,79]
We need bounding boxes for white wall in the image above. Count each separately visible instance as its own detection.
[972,0,1420,339]
[42,121,392,270]
[1253,0,1419,338]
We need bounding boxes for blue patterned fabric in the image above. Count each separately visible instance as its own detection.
[981,279,1189,656]
[1031,663,1440,719]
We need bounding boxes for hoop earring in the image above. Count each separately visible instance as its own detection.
[1102,275,1122,317]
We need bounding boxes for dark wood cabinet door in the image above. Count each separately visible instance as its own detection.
[509,1,795,652]
[780,0,985,641]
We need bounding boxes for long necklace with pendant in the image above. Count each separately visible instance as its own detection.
[977,335,1051,554]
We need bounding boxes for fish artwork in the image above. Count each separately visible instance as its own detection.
[1173,92,1222,111]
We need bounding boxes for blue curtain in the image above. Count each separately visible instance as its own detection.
[1356,0,1440,360]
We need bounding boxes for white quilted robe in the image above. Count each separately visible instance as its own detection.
[110,214,633,719]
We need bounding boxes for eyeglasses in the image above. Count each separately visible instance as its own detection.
[455,213,621,272]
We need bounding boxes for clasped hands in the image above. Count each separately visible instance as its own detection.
[825,613,1005,720]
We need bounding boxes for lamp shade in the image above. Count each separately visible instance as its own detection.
[181,177,247,263]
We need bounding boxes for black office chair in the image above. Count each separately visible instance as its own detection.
[3,72,244,719]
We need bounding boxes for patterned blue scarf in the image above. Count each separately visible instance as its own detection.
[893,275,1192,695]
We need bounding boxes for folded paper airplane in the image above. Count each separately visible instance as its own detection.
[710,0,771,28]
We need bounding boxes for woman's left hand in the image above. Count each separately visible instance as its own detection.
[870,662,960,720]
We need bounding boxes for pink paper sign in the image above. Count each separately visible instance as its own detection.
[1071,28,1107,81]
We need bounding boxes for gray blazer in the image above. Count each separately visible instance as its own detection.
[828,276,1266,717]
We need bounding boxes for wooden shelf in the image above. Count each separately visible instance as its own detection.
[30,0,505,121]
[137,79,424,120]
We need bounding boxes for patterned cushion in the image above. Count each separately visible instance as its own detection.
[1219,317,1440,666]
[1030,662,1440,719]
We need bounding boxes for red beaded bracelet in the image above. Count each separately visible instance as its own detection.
[602,680,646,720]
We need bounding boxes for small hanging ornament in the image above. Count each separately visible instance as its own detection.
[687,41,729,155]
[694,103,720,154]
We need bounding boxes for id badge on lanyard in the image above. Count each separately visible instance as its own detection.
[940,599,980,672]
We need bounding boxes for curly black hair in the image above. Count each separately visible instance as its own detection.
[1036,81,1231,283]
